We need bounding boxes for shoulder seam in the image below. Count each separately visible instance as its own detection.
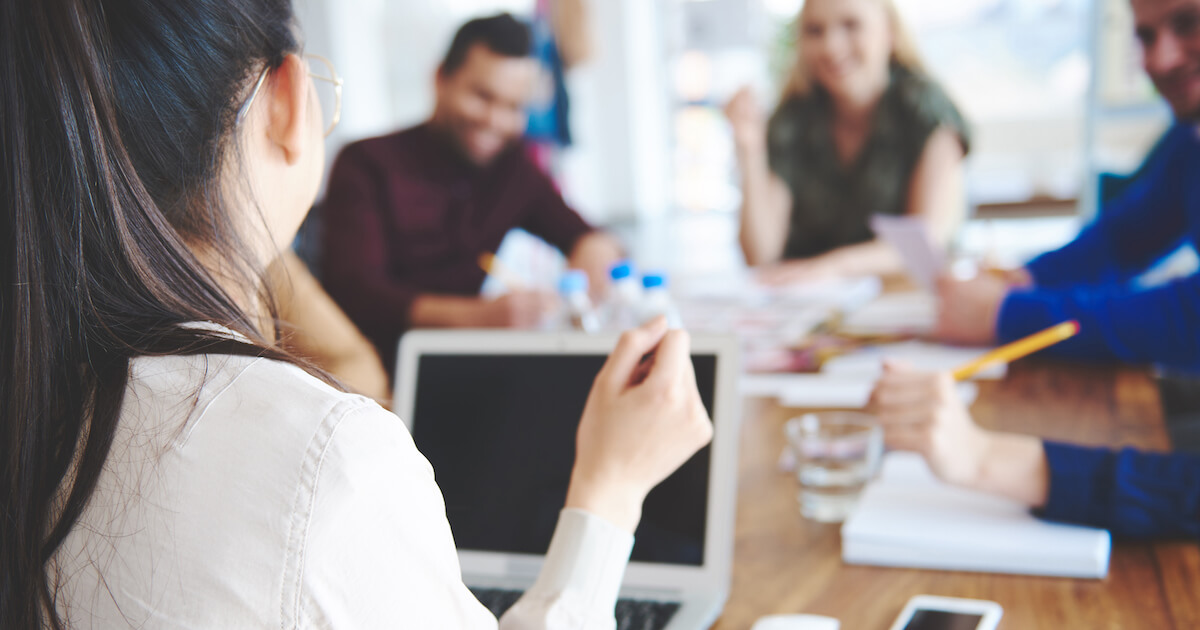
[279,397,381,629]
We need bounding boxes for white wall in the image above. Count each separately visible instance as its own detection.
[561,0,673,222]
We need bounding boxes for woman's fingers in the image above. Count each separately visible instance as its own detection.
[644,329,692,390]
[596,317,669,392]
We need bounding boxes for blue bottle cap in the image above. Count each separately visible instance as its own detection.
[559,269,590,295]
[641,272,668,289]
[609,260,636,281]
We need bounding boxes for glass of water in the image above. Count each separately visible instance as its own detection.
[784,412,883,523]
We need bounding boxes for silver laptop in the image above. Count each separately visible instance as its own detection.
[394,331,740,630]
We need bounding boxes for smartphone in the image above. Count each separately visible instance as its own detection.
[888,595,1003,630]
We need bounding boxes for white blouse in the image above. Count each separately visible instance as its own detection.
[54,348,633,628]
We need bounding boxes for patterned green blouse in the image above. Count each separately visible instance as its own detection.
[766,66,970,260]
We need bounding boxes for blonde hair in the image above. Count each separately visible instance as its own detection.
[780,0,925,101]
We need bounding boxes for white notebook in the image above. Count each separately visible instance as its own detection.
[841,452,1111,579]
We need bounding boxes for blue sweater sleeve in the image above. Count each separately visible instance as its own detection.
[1026,124,1194,288]
[997,273,1200,370]
[1040,441,1200,539]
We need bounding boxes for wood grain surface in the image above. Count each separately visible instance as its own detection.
[712,359,1197,630]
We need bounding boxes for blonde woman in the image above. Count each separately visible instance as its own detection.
[725,0,970,284]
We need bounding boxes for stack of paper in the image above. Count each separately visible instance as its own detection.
[739,374,979,408]
[677,274,885,374]
[675,271,881,311]
[739,339,999,407]
[839,292,937,336]
[821,340,1006,380]
[842,453,1111,579]
[768,276,882,309]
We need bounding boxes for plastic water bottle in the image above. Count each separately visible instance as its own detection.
[559,270,600,333]
[639,272,683,329]
[605,260,643,331]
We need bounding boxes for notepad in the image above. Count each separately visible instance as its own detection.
[841,452,1111,579]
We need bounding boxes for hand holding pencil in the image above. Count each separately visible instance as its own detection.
[870,321,1080,492]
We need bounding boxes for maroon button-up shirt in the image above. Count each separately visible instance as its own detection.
[321,123,593,370]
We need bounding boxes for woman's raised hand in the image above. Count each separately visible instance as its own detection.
[724,86,767,156]
[566,317,714,532]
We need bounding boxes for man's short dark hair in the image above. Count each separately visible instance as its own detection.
[439,13,531,77]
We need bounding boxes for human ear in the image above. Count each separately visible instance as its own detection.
[263,53,311,166]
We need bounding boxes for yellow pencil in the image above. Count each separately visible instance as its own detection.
[477,252,524,290]
[952,320,1080,381]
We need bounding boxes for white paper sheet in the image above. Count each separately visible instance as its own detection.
[870,214,945,291]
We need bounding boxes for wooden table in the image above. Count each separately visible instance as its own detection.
[713,360,1200,629]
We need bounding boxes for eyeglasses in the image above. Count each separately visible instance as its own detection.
[235,53,343,138]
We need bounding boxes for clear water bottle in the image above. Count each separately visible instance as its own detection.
[639,272,683,329]
[605,260,643,331]
[559,270,600,333]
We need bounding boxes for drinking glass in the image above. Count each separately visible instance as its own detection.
[784,412,883,522]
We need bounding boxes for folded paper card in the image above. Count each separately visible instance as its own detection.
[870,215,945,291]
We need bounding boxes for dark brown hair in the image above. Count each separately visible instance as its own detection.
[439,12,532,77]
[0,0,315,626]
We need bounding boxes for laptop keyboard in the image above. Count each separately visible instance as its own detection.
[470,587,682,630]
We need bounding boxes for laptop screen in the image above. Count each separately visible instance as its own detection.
[410,353,718,567]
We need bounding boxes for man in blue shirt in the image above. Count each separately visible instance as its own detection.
[902,0,1200,538]
[872,364,1199,539]
[936,0,1200,372]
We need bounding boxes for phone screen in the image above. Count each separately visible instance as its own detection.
[903,610,984,630]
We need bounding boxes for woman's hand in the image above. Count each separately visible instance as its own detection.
[566,317,714,532]
[756,257,839,286]
[724,86,767,157]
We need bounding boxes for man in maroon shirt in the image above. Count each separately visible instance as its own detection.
[321,14,622,370]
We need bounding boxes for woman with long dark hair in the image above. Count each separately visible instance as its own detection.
[0,1,712,627]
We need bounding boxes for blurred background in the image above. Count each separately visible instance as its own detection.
[295,0,1178,275]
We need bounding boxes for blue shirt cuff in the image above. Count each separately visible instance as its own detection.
[1039,441,1114,528]
[996,291,1062,344]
